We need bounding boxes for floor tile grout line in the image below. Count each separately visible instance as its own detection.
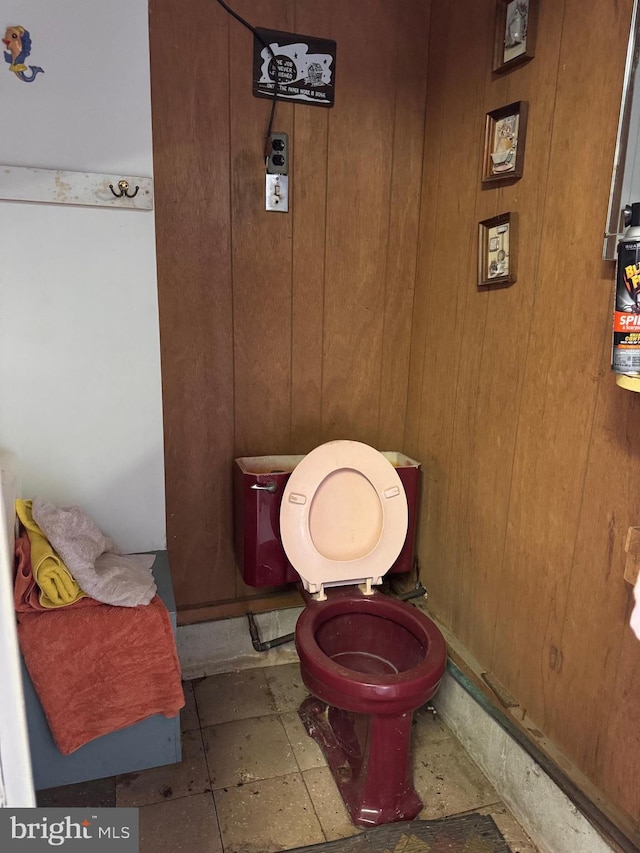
[131,788,219,811]
[209,766,320,795]
[195,716,228,851]
[197,722,219,804]
[298,766,330,845]
[198,708,302,732]
[191,680,203,730]
[278,710,328,775]
[281,710,308,776]
[452,800,506,817]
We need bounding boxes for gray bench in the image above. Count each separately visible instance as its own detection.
[20,551,182,790]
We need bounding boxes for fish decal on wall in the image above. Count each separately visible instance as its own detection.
[3,26,44,82]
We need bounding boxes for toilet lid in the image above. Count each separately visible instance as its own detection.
[280,440,408,594]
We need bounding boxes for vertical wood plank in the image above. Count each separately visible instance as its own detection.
[404,0,451,454]
[436,4,508,641]
[377,0,431,452]
[290,1,330,454]
[150,0,237,607]
[319,0,398,445]
[409,0,493,624]
[404,0,452,579]
[230,0,295,458]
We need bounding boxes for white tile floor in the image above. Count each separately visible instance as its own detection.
[39,663,540,853]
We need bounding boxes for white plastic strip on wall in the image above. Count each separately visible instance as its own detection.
[0,165,153,209]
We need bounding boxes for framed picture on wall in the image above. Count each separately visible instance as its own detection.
[493,0,538,73]
[478,212,517,286]
[481,101,528,185]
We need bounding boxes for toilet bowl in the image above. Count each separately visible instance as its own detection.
[279,440,447,826]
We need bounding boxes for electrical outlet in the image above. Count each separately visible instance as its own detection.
[265,174,289,212]
[267,132,288,175]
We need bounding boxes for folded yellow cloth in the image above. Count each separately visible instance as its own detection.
[15,500,86,608]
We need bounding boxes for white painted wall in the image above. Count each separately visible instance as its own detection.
[0,0,165,551]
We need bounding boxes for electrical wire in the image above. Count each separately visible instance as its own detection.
[214,0,281,160]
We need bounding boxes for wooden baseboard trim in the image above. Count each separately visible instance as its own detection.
[177,589,303,625]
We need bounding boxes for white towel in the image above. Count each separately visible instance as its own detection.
[31,498,156,608]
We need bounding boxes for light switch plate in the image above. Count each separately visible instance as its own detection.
[265,174,289,212]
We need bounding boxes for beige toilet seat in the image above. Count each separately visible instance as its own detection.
[280,440,408,597]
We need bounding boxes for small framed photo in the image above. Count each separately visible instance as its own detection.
[493,0,537,74]
[478,212,517,286]
[482,101,528,185]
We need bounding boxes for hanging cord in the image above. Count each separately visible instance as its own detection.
[214,0,281,160]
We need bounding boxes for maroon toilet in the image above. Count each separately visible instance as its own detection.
[277,440,447,826]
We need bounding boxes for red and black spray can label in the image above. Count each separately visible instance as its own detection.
[613,240,640,374]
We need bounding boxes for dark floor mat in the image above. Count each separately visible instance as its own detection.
[286,813,513,852]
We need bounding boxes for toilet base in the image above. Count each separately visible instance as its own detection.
[299,696,422,827]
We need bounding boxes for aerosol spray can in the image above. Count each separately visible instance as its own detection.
[612,202,640,382]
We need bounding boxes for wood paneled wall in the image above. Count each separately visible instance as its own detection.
[149,0,430,610]
[151,0,640,830]
[407,0,640,830]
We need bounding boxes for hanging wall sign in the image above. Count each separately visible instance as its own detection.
[253,28,336,108]
[3,25,44,82]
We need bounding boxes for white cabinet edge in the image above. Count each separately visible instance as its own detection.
[0,165,154,210]
[0,451,35,808]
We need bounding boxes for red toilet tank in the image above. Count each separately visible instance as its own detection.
[233,451,421,587]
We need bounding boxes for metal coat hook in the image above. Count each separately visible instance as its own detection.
[109,179,139,199]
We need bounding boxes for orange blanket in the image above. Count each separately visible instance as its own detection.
[17,540,185,755]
